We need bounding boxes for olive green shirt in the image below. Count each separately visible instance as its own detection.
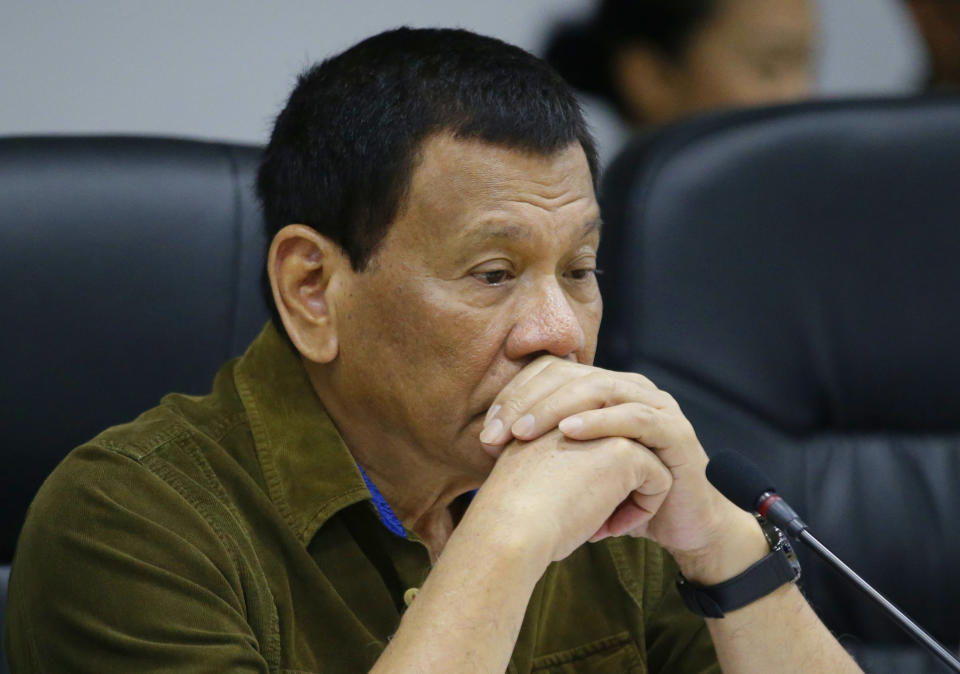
[6,325,718,673]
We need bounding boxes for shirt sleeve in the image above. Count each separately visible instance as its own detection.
[5,444,271,674]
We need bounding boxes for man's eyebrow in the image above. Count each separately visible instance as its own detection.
[458,222,532,247]
[582,217,603,238]
[459,217,603,247]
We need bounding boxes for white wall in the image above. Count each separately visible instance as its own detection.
[817,0,925,94]
[0,0,926,146]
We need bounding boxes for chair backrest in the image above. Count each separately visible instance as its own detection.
[597,96,960,671]
[0,136,269,571]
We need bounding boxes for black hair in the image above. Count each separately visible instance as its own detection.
[257,27,598,333]
[544,0,720,121]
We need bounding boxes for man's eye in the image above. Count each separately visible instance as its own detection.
[476,270,513,285]
[567,268,600,281]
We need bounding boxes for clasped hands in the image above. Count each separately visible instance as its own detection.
[473,355,743,570]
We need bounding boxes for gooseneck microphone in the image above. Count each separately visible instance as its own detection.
[706,451,960,674]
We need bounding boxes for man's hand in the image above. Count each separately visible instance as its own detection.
[478,356,763,580]
[469,429,673,564]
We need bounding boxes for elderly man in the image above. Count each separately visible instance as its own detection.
[6,28,860,673]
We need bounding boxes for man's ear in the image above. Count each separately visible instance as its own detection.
[267,224,348,364]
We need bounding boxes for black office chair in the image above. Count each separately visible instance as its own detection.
[597,95,960,673]
[0,136,270,671]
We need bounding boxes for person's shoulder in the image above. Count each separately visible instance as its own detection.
[94,357,250,464]
[24,408,214,539]
[5,368,276,674]
[25,359,253,540]
[13,373,261,591]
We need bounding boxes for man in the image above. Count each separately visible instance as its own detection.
[5,28,860,672]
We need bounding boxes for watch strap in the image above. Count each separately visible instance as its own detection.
[676,542,800,618]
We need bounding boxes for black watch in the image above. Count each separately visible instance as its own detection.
[676,515,801,618]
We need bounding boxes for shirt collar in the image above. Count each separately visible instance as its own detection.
[233,323,374,545]
[356,465,407,538]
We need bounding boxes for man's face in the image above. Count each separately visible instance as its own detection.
[320,134,602,480]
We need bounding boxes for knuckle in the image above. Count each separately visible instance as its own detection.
[559,364,593,392]
[658,390,680,409]
[652,413,670,435]
[606,435,639,458]
[627,371,657,389]
[571,371,601,395]
[582,370,606,386]
[605,375,624,399]
[679,420,699,445]
[645,447,669,469]
[626,403,654,425]
[637,451,672,492]
[500,397,527,418]
[654,463,674,491]
[582,371,619,400]
[537,395,564,420]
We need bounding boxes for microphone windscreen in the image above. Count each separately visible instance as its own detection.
[706,451,777,512]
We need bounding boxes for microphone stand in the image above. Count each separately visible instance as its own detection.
[709,454,960,673]
[797,529,960,673]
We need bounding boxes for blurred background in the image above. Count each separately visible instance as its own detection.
[0,0,928,156]
[3,3,959,672]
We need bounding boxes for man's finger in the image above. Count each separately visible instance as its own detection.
[589,444,672,541]
[482,362,667,448]
[557,403,698,470]
[481,357,586,446]
[507,374,675,442]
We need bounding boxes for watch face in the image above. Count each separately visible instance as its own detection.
[755,514,780,547]
[757,515,802,584]
[783,540,802,583]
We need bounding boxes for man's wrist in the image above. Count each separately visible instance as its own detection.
[454,489,554,581]
[671,504,770,586]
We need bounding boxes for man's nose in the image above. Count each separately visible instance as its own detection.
[505,277,586,360]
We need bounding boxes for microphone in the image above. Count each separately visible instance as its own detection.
[705,449,808,538]
[706,451,960,674]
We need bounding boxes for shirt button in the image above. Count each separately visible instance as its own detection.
[403,587,419,607]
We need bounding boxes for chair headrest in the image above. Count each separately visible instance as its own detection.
[598,97,960,433]
[0,135,270,562]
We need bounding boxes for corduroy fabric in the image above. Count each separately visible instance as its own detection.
[5,324,717,673]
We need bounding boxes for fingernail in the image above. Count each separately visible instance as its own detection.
[481,442,503,459]
[479,418,503,445]
[512,414,535,438]
[558,416,583,435]
[485,404,501,423]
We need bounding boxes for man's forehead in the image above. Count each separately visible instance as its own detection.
[380,132,599,257]
[410,133,594,201]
